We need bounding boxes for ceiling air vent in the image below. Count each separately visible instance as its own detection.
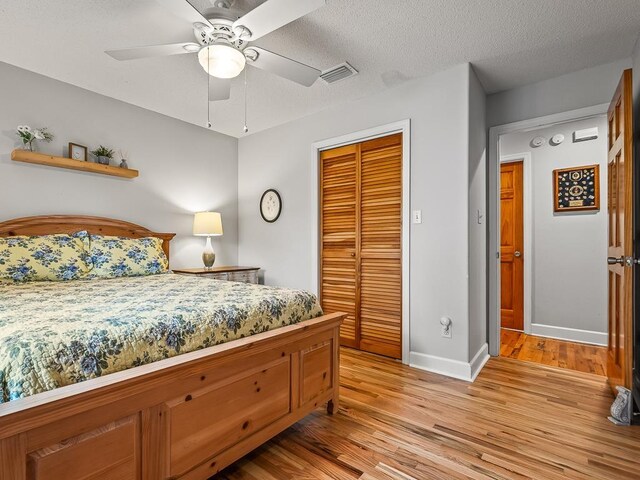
[320,62,358,84]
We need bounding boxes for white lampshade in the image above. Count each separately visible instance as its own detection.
[198,43,246,79]
[193,212,223,236]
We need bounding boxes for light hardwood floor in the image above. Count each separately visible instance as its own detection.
[214,347,640,480]
[500,329,608,376]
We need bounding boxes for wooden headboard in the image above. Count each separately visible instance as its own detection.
[0,215,176,260]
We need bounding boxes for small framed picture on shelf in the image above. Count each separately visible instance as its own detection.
[68,143,88,161]
[553,164,600,212]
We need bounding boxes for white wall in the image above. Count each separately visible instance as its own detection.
[0,62,238,268]
[500,117,608,343]
[468,67,487,359]
[238,63,486,377]
[487,59,630,127]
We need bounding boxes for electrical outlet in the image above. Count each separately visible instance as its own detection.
[440,316,452,338]
[441,324,452,338]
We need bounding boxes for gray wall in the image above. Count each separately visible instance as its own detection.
[487,58,631,128]
[500,117,608,339]
[0,62,238,268]
[468,67,487,357]
[238,64,479,365]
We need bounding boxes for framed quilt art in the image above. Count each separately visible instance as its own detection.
[553,164,600,212]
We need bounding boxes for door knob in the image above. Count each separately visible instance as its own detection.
[608,256,625,265]
[350,252,355,257]
[514,251,522,258]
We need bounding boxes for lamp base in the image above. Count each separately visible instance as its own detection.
[202,252,216,269]
[202,236,216,270]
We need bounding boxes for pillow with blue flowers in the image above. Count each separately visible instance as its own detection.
[86,235,168,279]
[0,231,92,282]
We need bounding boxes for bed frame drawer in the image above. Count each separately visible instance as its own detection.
[168,358,291,477]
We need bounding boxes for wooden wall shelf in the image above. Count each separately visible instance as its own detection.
[11,150,139,179]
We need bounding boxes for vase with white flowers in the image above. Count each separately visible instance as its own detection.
[90,145,114,165]
[16,125,54,152]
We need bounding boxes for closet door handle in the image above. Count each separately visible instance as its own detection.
[350,252,356,257]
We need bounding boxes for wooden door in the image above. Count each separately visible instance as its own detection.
[500,161,524,331]
[320,133,402,359]
[359,134,403,359]
[320,144,359,348]
[607,69,634,392]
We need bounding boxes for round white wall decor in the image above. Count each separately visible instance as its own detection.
[260,189,282,223]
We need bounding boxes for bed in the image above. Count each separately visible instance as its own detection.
[0,215,344,480]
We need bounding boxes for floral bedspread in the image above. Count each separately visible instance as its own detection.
[0,274,323,402]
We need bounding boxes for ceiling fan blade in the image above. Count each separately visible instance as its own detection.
[106,43,200,61]
[246,47,320,86]
[233,0,325,41]
[156,0,212,26]
[209,77,231,101]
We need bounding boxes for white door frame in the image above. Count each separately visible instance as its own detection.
[310,119,411,364]
[500,152,533,335]
[488,104,609,356]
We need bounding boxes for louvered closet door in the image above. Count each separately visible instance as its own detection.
[320,145,359,347]
[359,134,402,359]
[320,134,402,359]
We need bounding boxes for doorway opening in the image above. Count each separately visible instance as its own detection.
[493,113,609,375]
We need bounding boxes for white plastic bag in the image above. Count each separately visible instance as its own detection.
[608,386,632,425]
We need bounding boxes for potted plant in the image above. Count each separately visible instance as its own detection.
[90,145,114,165]
[16,125,54,152]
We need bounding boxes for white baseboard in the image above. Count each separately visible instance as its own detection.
[409,343,489,382]
[530,323,607,346]
[469,343,490,381]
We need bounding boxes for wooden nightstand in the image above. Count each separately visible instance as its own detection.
[172,266,260,284]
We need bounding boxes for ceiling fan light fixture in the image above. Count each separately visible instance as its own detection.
[198,42,246,79]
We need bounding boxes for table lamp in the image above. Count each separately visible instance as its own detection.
[193,212,223,269]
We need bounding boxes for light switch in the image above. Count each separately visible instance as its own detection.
[412,210,422,224]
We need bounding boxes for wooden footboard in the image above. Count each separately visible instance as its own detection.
[0,313,344,480]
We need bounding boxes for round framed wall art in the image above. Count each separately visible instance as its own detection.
[260,189,282,223]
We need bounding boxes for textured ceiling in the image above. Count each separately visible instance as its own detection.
[1,0,639,138]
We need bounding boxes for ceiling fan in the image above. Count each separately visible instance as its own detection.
[106,0,325,101]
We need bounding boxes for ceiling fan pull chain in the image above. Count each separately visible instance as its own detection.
[207,51,212,128]
[243,67,249,134]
